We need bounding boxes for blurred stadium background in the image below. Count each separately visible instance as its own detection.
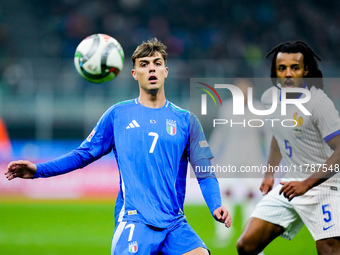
[1,0,340,254]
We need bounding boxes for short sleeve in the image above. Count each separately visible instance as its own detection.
[312,90,340,142]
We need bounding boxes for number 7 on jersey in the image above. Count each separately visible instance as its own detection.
[148,132,159,153]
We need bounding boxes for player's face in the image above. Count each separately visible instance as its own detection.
[275,52,308,88]
[131,52,168,92]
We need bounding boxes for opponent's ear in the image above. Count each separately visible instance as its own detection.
[304,66,309,77]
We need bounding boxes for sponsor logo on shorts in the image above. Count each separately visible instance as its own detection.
[323,224,335,231]
[128,241,138,253]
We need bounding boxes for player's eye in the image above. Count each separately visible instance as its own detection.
[278,66,285,72]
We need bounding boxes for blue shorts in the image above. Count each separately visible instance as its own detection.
[111,218,209,254]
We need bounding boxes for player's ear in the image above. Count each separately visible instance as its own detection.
[131,69,138,80]
[164,67,169,78]
[304,66,309,76]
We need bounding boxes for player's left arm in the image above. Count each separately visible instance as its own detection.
[213,205,232,228]
[189,113,231,227]
[193,158,232,228]
[280,134,340,201]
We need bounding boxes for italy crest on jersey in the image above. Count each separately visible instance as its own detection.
[128,241,138,253]
[166,119,177,135]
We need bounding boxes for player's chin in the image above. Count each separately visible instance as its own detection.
[283,82,295,88]
[147,83,161,91]
[148,81,160,87]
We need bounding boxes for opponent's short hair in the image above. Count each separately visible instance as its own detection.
[266,41,324,89]
[131,38,168,67]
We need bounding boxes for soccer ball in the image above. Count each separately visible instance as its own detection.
[74,34,124,83]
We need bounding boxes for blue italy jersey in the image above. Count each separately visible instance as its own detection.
[77,98,213,228]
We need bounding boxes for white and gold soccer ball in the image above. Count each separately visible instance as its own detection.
[74,34,124,83]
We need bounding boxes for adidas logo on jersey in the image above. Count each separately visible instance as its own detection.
[126,120,140,129]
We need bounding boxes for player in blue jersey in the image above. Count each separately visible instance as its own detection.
[237,41,340,255]
[5,38,232,255]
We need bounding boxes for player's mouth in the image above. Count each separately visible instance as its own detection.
[284,79,294,88]
[148,75,158,83]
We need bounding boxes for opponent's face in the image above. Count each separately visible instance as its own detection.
[131,52,168,92]
[276,52,308,88]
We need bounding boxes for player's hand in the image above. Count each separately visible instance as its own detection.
[260,175,274,195]
[279,181,309,201]
[4,160,37,180]
[213,205,232,228]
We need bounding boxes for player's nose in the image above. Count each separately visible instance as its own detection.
[285,68,292,77]
[149,64,156,72]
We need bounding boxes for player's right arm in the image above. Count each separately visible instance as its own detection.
[280,133,340,201]
[260,136,282,195]
[4,145,104,180]
[5,160,37,180]
[5,106,115,180]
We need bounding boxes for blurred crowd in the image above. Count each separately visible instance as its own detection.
[1,0,340,64]
[1,0,340,140]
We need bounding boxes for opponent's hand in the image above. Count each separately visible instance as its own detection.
[213,206,232,228]
[5,160,37,180]
[260,176,274,195]
[279,181,309,201]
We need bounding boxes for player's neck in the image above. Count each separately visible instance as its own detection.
[139,89,166,108]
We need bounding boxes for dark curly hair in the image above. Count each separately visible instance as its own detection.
[266,41,323,89]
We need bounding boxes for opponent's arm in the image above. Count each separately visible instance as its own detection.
[280,134,340,201]
[261,136,282,195]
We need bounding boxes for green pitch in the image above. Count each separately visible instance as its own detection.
[0,199,316,255]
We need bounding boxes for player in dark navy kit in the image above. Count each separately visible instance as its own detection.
[5,38,232,255]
